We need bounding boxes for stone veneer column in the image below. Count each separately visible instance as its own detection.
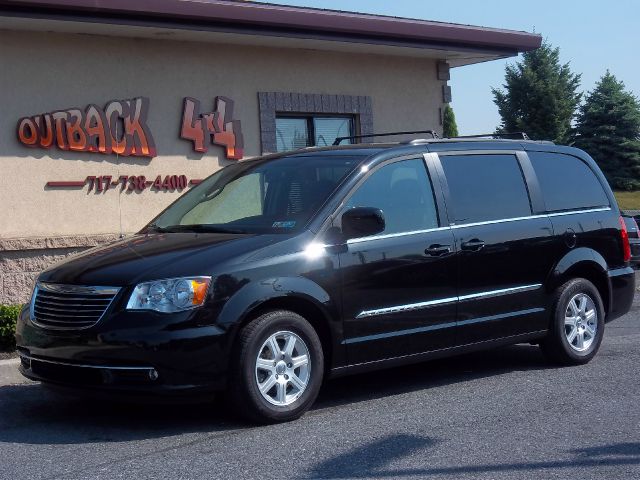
[0,235,121,304]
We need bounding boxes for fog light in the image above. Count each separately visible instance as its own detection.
[148,368,159,381]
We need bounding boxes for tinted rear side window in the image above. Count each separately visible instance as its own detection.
[529,152,610,212]
[440,154,531,224]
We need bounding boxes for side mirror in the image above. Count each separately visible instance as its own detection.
[341,207,385,240]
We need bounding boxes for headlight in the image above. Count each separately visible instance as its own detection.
[29,277,40,320]
[126,277,211,313]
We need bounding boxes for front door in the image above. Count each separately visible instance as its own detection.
[337,157,458,365]
[435,151,554,344]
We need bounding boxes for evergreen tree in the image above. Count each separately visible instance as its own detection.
[442,104,459,137]
[492,42,581,143]
[575,72,640,190]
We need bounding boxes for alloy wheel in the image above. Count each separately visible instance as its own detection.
[564,293,598,352]
[255,331,311,406]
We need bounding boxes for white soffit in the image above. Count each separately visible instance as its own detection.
[0,16,511,67]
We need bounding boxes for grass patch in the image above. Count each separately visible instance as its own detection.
[614,191,640,211]
[0,305,22,350]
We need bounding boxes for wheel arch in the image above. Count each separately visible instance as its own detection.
[548,248,610,314]
[218,277,341,372]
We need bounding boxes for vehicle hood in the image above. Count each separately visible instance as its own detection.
[38,232,294,286]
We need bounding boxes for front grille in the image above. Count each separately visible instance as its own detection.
[31,283,120,330]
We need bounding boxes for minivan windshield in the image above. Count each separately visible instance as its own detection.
[148,155,363,234]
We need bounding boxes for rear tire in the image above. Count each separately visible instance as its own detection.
[228,310,324,424]
[540,278,605,365]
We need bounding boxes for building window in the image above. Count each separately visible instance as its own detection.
[258,92,373,154]
[275,115,355,152]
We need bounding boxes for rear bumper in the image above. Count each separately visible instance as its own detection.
[606,266,635,322]
[629,240,640,267]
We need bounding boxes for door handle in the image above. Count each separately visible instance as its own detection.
[461,239,485,252]
[425,244,451,256]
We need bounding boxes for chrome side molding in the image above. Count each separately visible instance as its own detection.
[356,284,542,319]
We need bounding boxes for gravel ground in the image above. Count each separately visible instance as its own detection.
[0,287,638,480]
[0,351,17,361]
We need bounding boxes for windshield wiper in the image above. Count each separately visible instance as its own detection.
[146,223,168,233]
[159,224,247,234]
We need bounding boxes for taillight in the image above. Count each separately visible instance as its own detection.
[619,216,632,262]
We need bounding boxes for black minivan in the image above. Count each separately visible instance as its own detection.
[16,136,635,423]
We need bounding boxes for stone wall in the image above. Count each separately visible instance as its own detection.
[0,235,120,305]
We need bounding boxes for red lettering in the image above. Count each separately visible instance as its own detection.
[180,98,206,152]
[124,97,156,158]
[211,97,244,160]
[34,114,54,148]
[84,105,110,154]
[17,97,160,159]
[17,117,38,146]
[180,96,243,160]
[51,111,70,150]
[66,109,89,152]
[105,100,128,156]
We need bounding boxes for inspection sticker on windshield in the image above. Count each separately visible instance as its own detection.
[272,221,296,228]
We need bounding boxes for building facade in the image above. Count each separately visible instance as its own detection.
[0,0,541,303]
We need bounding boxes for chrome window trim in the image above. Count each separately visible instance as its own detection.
[451,207,611,229]
[343,207,611,244]
[355,283,542,319]
[450,214,546,229]
[547,207,610,217]
[347,226,450,245]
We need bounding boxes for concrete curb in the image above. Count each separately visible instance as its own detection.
[0,357,31,386]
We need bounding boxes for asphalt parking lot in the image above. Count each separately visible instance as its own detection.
[1,292,639,480]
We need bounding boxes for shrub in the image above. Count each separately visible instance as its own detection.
[0,305,22,350]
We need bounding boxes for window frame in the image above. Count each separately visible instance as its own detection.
[432,150,545,227]
[329,154,446,243]
[258,92,373,154]
[275,113,358,151]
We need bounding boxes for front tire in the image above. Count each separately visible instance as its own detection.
[229,310,324,423]
[540,278,605,365]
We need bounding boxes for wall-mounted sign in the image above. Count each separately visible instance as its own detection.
[17,97,157,158]
[19,94,245,192]
[46,174,203,193]
[180,96,244,160]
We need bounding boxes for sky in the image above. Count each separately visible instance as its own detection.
[254,0,640,134]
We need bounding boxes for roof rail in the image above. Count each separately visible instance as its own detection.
[447,132,531,140]
[333,130,439,145]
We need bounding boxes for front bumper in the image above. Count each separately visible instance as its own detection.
[15,306,232,396]
[606,266,636,322]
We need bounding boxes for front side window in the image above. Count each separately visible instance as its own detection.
[276,115,354,152]
[150,155,362,234]
[440,154,532,224]
[529,152,609,212]
[344,158,439,235]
